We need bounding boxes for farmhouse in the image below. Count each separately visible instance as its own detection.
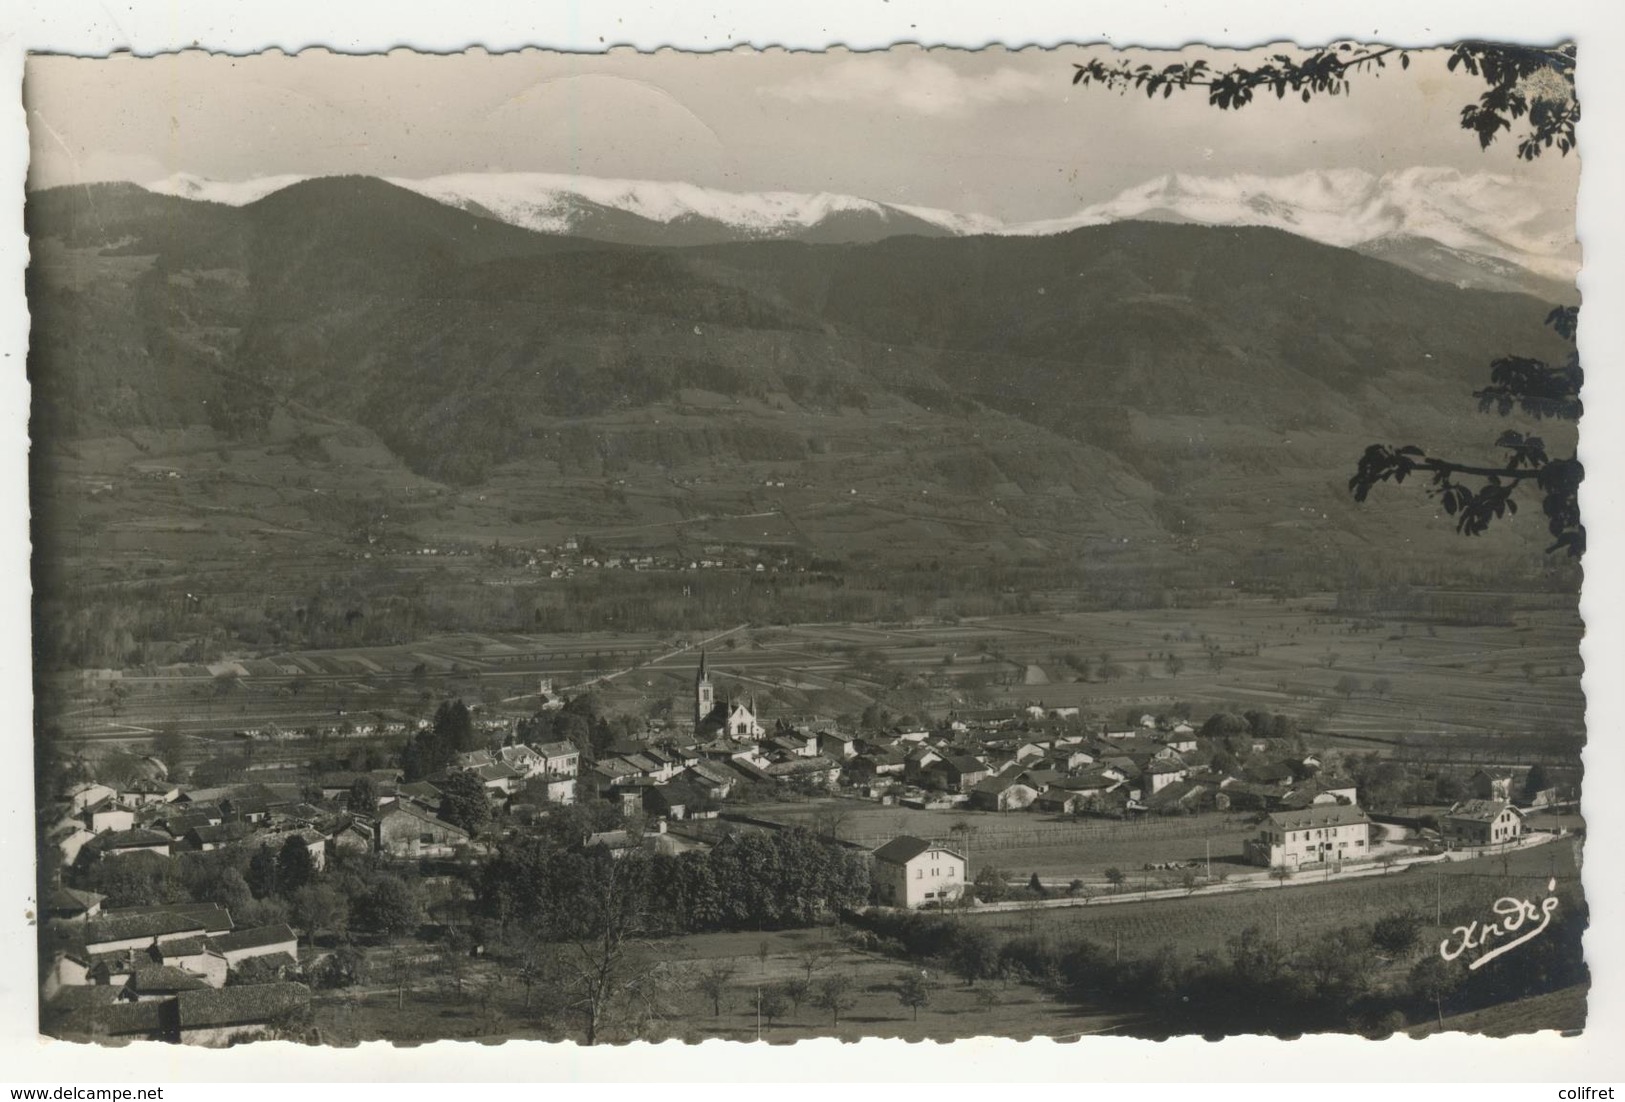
[376,800,471,858]
[1245,804,1371,868]
[871,836,968,908]
[1439,799,1525,849]
[932,755,991,793]
[969,776,1040,813]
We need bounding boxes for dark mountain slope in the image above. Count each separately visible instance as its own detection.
[25,178,1576,566]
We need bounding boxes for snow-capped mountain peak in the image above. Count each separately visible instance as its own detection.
[145,172,311,206]
[136,167,1573,294]
[1002,167,1577,285]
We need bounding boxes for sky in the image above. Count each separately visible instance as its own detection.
[25,43,1579,225]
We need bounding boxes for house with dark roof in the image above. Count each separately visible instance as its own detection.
[1035,788,1088,815]
[84,828,173,861]
[969,776,1040,812]
[207,923,299,968]
[84,911,210,956]
[120,965,212,1001]
[222,795,272,823]
[1440,799,1525,849]
[871,836,967,909]
[44,886,105,923]
[471,761,523,795]
[375,799,471,858]
[1245,804,1372,868]
[1144,758,1192,795]
[642,781,712,821]
[930,755,991,793]
[682,761,739,799]
[44,988,170,1043]
[176,981,311,1046]
[818,730,857,760]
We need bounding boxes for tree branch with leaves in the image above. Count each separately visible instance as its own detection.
[1073,41,1577,160]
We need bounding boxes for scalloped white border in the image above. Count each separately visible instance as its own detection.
[2,0,1620,1086]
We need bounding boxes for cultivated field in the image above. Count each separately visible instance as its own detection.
[57,596,1585,778]
[755,802,1260,879]
[309,922,1133,1045]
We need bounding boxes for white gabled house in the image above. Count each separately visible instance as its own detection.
[871,836,968,909]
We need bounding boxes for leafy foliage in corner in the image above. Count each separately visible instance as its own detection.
[1072,42,1577,161]
[1349,307,1583,556]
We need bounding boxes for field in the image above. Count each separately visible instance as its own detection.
[308,923,1135,1045]
[955,839,1584,958]
[755,802,1260,879]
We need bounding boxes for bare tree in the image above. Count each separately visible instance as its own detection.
[549,850,670,1045]
[808,806,850,842]
[798,946,835,985]
[695,959,738,1017]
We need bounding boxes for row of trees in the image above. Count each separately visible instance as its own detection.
[475,825,870,939]
[74,845,426,950]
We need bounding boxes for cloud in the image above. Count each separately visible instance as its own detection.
[768,57,1047,116]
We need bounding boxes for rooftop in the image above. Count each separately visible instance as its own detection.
[177,981,310,1030]
[873,835,965,865]
[1266,804,1370,830]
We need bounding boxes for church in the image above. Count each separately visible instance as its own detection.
[693,650,764,740]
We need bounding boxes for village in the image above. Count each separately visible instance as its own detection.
[37,648,1577,1045]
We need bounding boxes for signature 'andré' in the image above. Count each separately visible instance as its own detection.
[1439,877,1561,971]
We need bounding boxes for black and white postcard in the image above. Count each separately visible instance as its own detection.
[11,4,1619,1077]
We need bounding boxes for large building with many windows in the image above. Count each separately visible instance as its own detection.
[1245,804,1371,868]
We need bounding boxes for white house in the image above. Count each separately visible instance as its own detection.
[871,836,968,908]
[536,741,580,779]
[1440,799,1525,849]
[1246,804,1371,868]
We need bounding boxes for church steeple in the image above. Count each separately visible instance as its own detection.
[695,649,714,730]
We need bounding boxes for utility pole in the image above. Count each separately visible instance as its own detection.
[755,986,762,1042]
[1436,875,1442,925]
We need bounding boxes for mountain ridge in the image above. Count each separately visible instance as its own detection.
[127,167,1577,298]
[26,173,1577,574]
